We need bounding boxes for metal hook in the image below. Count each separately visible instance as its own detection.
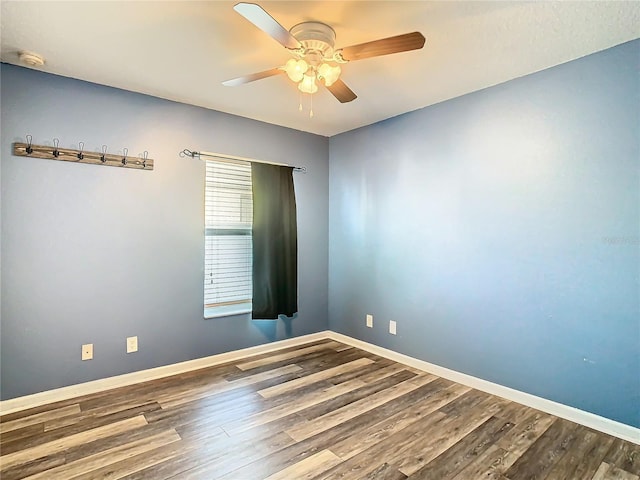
[101,145,107,163]
[26,134,33,154]
[77,142,84,160]
[142,150,148,168]
[52,138,60,157]
[122,147,128,166]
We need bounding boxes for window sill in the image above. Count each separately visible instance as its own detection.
[204,302,252,319]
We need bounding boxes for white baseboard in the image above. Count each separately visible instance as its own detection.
[2,329,638,445]
[0,331,331,416]
[326,331,640,445]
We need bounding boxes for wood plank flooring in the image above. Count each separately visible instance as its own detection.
[1,339,638,479]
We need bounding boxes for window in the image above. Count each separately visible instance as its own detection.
[204,159,252,318]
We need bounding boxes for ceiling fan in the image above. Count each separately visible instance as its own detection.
[223,3,426,104]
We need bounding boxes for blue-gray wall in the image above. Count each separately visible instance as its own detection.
[0,64,329,400]
[329,40,640,428]
[2,40,639,430]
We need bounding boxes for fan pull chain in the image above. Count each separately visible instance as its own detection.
[296,92,314,118]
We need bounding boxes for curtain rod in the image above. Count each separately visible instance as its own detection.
[180,149,306,173]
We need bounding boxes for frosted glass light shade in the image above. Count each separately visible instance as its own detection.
[317,63,341,86]
[284,58,308,83]
[298,74,318,94]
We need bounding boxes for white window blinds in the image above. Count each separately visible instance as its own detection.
[204,159,252,308]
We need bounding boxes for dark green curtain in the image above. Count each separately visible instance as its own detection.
[251,163,298,319]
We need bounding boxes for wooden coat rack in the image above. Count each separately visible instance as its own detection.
[12,137,154,171]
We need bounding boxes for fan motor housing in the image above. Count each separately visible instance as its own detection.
[289,21,336,60]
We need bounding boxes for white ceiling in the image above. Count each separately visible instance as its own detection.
[2,1,639,137]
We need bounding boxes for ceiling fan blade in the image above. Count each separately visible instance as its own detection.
[338,32,426,62]
[326,79,357,103]
[233,3,301,50]
[222,68,283,87]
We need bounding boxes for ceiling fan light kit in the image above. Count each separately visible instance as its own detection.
[284,22,343,94]
[224,2,426,108]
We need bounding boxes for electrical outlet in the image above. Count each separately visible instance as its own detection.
[366,314,373,328]
[82,343,93,360]
[389,320,397,335]
[126,336,138,353]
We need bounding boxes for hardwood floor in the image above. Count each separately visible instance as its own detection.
[1,339,638,479]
